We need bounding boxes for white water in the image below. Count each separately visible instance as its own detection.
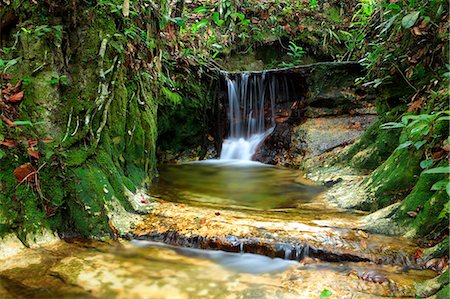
[220,129,273,160]
[220,72,288,161]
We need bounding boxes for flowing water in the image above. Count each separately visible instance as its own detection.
[220,72,290,160]
[0,72,440,298]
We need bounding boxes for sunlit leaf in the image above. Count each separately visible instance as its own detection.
[398,141,412,149]
[420,159,434,169]
[380,122,405,129]
[422,167,450,174]
[414,140,426,149]
[431,179,449,191]
[320,289,332,298]
[402,11,420,28]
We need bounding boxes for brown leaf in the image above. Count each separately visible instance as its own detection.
[412,26,425,36]
[426,257,448,273]
[122,0,129,17]
[432,150,445,159]
[1,114,16,127]
[27,148,39,160]
[0,139,18,148]
[406,211,418,218]
[2,80,22,96]
[407,98,423,112]
[27,139,38,148]
[413,249,423,259]
[8,91,24,103]
[13,163,36,183]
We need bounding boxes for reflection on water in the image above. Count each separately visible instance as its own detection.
[131,240,298,274]
[151,161,324,209]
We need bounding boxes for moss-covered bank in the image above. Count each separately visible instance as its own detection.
[0,1,163,240]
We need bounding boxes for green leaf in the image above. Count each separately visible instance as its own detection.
[233,12,245,21]
[422,167,450,174]
[192,19,210,32]
[0,149,5,160]
[13,120,33,126]
[431,179,449,191]
[380,122,405,129]
[320,289,332,298]
[398,141,412,149]
[414,140,427,150]
[420,159,434,169]
[402,11,420,28]
[438,201,449,220]
[193,6,209,13]
[437,116,450,122]
[212,12,220,25]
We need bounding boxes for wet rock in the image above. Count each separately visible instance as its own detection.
[324,178,343,187]
[416,269,449,298]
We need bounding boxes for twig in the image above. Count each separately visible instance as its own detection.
[15,162,47,189]
[1,114,16,126]
[393,64,418,92]
[62,107,73,142]
[71,115,79,137]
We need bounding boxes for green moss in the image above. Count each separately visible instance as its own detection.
[424,238,449,260]
[416,270,449,298]
[344,107,405,170]
[436,284,449,299]
[360,147,423,211]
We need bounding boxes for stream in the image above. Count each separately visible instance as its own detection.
[0,72,439,298]
[0,160,438,298]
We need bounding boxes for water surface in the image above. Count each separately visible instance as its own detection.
[151,160,324,210]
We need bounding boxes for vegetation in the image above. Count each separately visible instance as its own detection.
[0,0,448,289]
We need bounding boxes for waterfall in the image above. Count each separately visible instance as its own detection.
[220,72,289,160]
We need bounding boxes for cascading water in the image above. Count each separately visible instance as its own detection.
[220,72,289,160]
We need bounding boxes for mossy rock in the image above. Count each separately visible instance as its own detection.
[359,147,423,211]
[344,106,405,171]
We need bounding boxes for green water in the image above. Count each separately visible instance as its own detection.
[151,161,324,210]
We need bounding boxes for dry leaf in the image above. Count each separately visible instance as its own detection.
[8,91,24,103]
[13,163,36,183]
[122,0,130,17]
[27,148,39,160]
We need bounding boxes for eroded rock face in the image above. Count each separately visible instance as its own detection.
[129,199,431,270]
[255,115,377,165]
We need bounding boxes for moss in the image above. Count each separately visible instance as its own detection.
[1,3,160,240]
[382,162,448,238]
[424,238,449,260]
[360,147,423,211]
[65,149,90,167]
[435,284,449,299]
[416,270,449,298]
[344,106,405,170]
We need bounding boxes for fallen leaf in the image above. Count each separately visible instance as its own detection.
[27,148,39,160]
[13,163,36,183]
[406,211,418,218]
[0,139,18,148]
[413,249,423,259]
[7,91,24,103]
[407,98,423,112]
[27,139,38,148]
[41,139,56,143]
[412,26,425,36]
[1,114,16,126]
